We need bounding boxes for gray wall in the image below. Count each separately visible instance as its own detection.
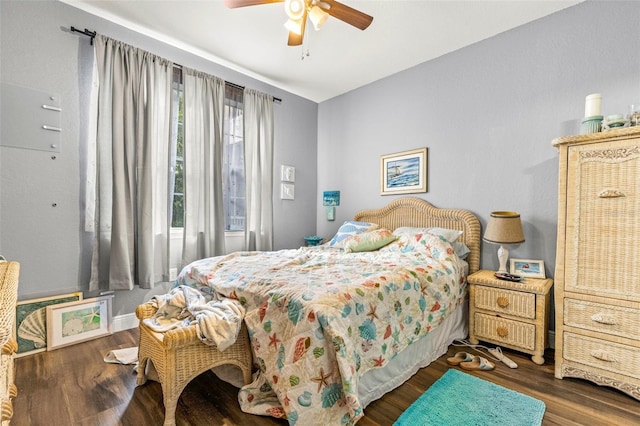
[0,0,318,315]
[317,1,640,285]
[2,0,640,322]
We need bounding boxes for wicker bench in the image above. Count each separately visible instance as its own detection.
[135,303,253,426]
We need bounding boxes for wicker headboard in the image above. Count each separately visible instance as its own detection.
[354,197,481,274]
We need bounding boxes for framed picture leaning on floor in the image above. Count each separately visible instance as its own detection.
[15,292,83,357]
[46,295,113,350]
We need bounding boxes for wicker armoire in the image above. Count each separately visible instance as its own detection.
[552,126,640,400]
[0,261,19,425]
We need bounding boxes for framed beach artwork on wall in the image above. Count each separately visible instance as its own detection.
[380,148,428,195]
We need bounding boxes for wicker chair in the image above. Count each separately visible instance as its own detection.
[135,303,253,426]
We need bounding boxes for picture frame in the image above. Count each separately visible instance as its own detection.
[322,190,340,206]
[46,295,113,351]
[280,183,295,200]
[510,259,546,279]
[15,292,83,357]
[281,165,295,182]
[380,148,428,195]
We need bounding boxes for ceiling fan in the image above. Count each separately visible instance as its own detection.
[223,0,373,46]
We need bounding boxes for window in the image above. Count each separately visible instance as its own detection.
[223,85,245,231]
[169,68,246,231]
[170,67,184,228]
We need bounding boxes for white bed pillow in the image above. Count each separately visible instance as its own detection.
[452,242,471,260]
[390,226,470,259]
[393,226,463,243]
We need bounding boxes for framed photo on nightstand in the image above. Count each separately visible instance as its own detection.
[510,259,545,279]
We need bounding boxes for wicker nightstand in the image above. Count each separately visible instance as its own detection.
[467,269,553,365]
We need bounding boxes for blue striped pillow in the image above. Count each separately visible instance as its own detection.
[328,221,379,248]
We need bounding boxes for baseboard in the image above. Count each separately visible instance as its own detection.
[113,312,138,332]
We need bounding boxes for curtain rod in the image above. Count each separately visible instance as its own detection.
[70,25,282,103]
[222,81,282,103]
[70,26,96,45]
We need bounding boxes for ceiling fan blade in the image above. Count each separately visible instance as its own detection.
[323,0,373,30]
[223,0,283,8]
[287,31,303,46]
[287,10,307,46]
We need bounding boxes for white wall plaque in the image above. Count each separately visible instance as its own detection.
[281,165,296,182]
[281,183,295,200]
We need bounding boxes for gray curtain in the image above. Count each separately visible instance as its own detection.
[180,68,226,266]
[243,89,274,251]
[89,35,172,290]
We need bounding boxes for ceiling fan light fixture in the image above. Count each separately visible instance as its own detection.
[309,6,329,31]
[284,18,304,35]
[284,0,305,20]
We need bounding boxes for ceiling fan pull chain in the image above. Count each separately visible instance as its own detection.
[300,32,310,60]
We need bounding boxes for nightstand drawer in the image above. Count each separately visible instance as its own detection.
[563,332,640,380]
[473,312,536,351]
[474,286,536,319]
[564,298,640,341]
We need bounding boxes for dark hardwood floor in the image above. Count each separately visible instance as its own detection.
[12,328,639,425]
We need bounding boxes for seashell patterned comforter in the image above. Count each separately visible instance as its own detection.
[176,232,466,425]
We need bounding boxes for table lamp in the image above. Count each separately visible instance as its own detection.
[483,211,525,273]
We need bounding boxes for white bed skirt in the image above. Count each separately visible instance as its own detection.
[358,299,468,408]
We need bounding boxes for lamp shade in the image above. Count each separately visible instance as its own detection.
[284,18,304,35]
[309,6,329,30]
[483,211,525,245]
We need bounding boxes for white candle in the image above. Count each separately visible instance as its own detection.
[585,93,602,117]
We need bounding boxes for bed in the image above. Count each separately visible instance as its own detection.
[148,197,480,425]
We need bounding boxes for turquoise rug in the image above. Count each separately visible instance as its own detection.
[394,369,546,426]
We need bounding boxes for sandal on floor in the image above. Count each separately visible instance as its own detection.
[446,351,474,366]
[459,355,495,371]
